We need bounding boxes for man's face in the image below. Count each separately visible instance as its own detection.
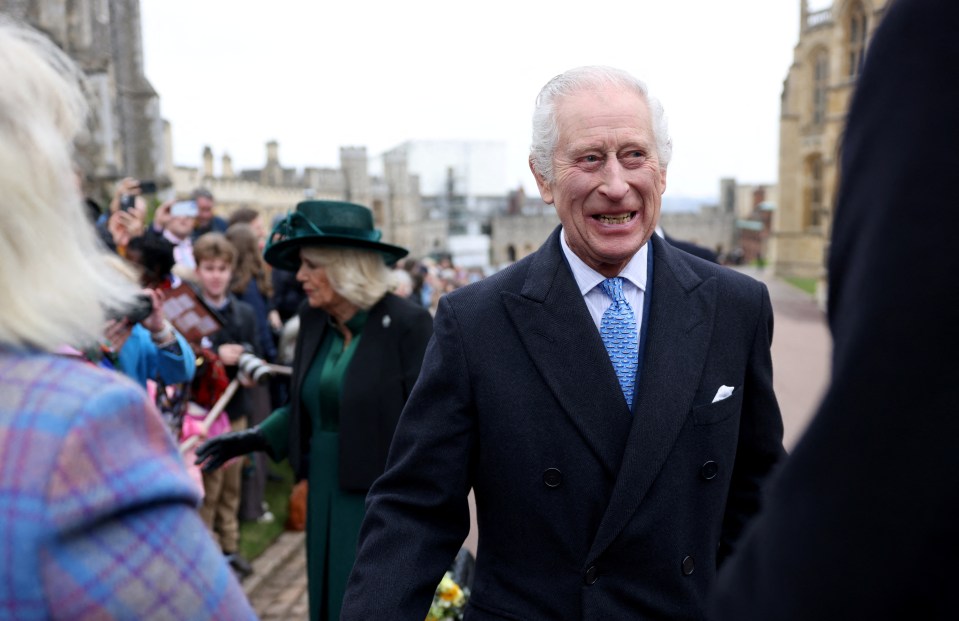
[167,215,195,239]
[195,196,215,226]
[532,85,667,277]
[196,257,232,300]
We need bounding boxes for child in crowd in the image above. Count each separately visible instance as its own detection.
[192,232,261,579]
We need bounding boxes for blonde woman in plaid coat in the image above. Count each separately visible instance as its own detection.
[0,19,254,620]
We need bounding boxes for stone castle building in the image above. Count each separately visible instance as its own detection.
[172,142,448,260]
[0,0,167,196]
[771,0,889,282]
[383,140,510,235]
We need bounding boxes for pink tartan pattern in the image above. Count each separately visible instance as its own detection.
[0,349,256,620]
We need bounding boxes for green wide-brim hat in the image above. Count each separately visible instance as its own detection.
[263,200,409,271]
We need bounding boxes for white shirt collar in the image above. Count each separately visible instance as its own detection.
[559,227,648,296]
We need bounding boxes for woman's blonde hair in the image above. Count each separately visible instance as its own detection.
[300,246,391,311]
[0,19,139,351]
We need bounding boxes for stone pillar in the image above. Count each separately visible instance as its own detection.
[222,153,234,178]
[202,146,214,178]
[339,146,371,207]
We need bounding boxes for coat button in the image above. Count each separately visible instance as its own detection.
[543,468,562,488]
[584,565,598,585]
[682,556,695,576]
[700,461,719,480]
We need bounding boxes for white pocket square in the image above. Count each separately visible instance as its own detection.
[712,385,735,403]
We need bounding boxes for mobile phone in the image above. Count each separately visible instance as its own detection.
[138,180,157,194]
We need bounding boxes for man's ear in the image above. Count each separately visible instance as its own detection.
[529,157,554,205]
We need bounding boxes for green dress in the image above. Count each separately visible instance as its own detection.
[259,311,368,621]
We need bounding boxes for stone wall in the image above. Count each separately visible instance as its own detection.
[771,0,889,280]
[0,0,167,196]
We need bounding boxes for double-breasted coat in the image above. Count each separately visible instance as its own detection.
[343,230,785,620]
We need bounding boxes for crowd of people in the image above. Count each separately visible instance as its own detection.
[2,1,957,618]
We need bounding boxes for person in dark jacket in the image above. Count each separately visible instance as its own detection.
[340,66,783,620]
[196,201,433,620]
[192,232,260,578]
[710,1,959,619]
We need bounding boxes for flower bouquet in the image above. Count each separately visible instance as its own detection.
[426,571,469,621]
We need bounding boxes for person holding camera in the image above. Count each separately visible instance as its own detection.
[100,241,196,389]
[105,285,195,389]
[191,232,262,579]
[95,177,149,257]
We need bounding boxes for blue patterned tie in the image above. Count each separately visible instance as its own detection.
[599,277,639,409]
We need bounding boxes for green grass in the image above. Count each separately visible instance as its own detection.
[239,460,295,561]
[784,276,818,296]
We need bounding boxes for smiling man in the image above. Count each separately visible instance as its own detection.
[343,66,785,620]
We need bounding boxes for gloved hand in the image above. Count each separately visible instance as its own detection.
[195,427,271,472]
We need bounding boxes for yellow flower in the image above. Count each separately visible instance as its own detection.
[440,583,461,602]
[428,571,468,619]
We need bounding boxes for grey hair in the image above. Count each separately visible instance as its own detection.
[529,66,672,183]
[191,187,214,201]
[300,246,391,311]
[0,19,140,351]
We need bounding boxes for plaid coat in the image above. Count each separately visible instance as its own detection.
[0,348,256,620]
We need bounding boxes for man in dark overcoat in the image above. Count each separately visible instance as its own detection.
[343,65,785,620]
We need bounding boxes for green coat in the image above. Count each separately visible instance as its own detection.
[259,295,432,620]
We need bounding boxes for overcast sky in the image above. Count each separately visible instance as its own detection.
[140,0,814,201]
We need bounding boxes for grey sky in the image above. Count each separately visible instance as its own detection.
[141,0,804,201]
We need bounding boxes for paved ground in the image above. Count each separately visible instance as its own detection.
[244,268,832,617]
[243,531,309,620]
[736,266,831,450]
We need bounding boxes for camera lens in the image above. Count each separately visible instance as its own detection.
[238,352,271,384]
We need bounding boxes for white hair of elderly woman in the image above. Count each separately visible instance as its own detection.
[0,18,140,351]
[299,246,392,311]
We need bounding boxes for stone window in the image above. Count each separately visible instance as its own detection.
[848,2,869,79]
[806,155,824,229]
[812,49,829,128]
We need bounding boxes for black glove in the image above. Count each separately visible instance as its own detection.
[194,427,271,472]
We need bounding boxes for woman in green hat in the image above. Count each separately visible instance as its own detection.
[196,200,433,620]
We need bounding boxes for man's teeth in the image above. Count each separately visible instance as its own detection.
[596,213,631,224]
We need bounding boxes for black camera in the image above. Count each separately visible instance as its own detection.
[119,180,156,212]
[107,294,154,324]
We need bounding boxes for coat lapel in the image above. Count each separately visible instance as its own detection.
[587,235,718,560]
[286,304,329,473]
[502,229,632,478]
[293,306,329,394]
